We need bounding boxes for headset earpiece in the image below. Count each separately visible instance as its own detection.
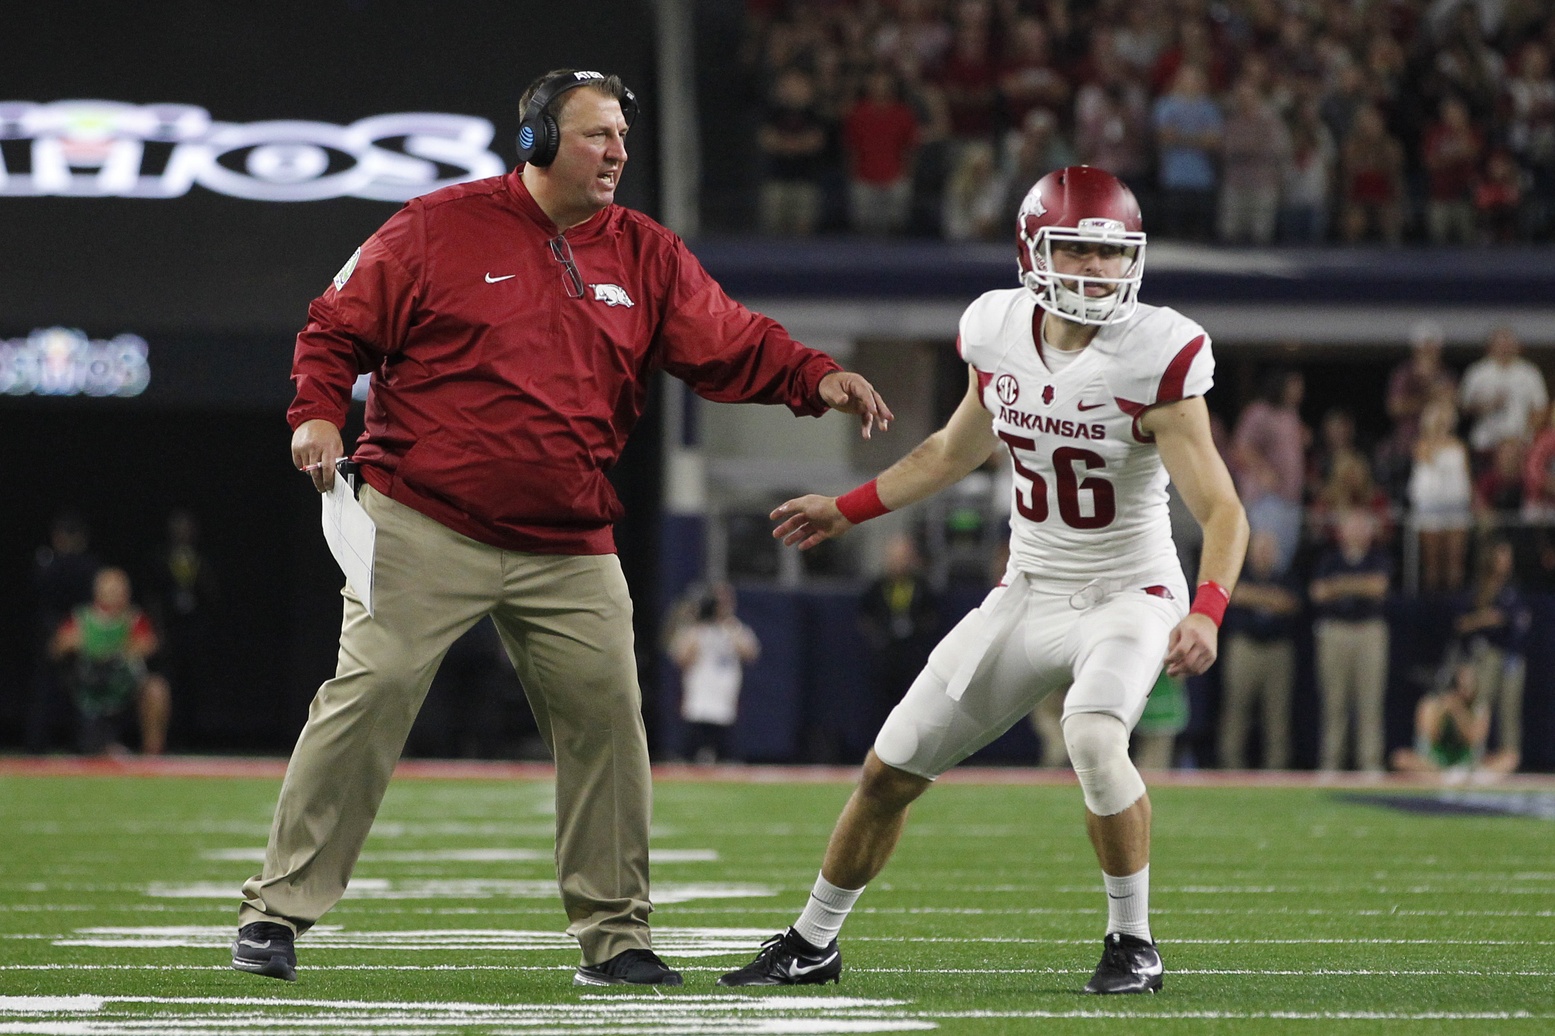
[516,70,637,168]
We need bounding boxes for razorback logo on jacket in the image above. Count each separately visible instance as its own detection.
[592,283,634,307]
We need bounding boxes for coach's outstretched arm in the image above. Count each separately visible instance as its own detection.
[772,367,998,550]
[1145,395,1250,678]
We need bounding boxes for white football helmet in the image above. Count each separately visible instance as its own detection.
[1016,166,1146,325]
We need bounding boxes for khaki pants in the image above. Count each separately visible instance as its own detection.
[1315,618,1389,772]
[1469,641,1524,756]
[1218,634,1295,769]
[240,486,652,964]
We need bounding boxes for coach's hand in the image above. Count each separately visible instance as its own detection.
[771,494,853,551]
[291,419,344,493]
[820,371,893,440]
[1163,613,1218,678]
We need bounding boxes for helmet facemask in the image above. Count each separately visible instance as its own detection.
[1019,220,1146,326]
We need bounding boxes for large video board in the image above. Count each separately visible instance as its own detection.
[1,1,655,405]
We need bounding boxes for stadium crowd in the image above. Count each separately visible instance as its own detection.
[742,0,1555,244]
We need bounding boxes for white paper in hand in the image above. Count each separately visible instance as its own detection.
[321,477,376,615]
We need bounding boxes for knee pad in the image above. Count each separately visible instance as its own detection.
[1063,712,1146,817]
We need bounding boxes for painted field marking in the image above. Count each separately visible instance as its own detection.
[922,1010,1551,1021]
[17,925,1554,952]
[142,879,775,903]
[6,963,1555,979]
[1,993,1550,1036]
[200,847,718,863]
[37,925,781,957]
[0,993,936,1035]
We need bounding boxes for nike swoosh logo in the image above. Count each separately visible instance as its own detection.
[484,273,515,283]
[1077,401,1105,411]
[238,939,272,948]
[785,951,838,978]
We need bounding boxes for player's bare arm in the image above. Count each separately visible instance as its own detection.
[819,370,895,440]
[1146,395,1249,678]
[773,367,999,550]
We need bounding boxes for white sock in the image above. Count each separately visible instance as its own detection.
[792,872,864,949]
[1103,864,1152,943]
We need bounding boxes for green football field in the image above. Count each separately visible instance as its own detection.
[1,763,1552,1035]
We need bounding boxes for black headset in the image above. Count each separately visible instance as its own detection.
[515,70,639,167]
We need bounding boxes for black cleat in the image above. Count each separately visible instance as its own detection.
[1083,932,1163,994]
[573,948,683,987]
[717,928,842,986]
[231,921,297,981]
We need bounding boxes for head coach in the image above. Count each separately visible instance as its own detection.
[232,68,893,987]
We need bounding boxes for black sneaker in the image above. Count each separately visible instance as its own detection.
[231,921,297,982]
[717,928,841,986]
[1083,932,1163,994]
[573,948,683,987]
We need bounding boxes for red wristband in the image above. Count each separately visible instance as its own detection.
[1189,580,1231,627]
[835,479,890,525]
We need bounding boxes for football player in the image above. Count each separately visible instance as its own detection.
[719,166,1248,994]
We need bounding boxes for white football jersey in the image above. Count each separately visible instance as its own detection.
[959,289,1214,586]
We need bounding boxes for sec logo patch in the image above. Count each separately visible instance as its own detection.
[995,373,1019,405]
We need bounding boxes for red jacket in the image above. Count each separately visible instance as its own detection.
[289,172,841,554]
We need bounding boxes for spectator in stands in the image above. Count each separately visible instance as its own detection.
[1522,403,1555,538]
[1229,367,1308,574]
[1310,508,1392,773]
[898,51,956,238]
[1427,3,1504,125]
[1218,75,1290,245]
[758,66,832,237]
[844,66,920,235]
[1319,62,1371,155]
[1473,148,1525,243]
[50,567,171,756]
[1517,404,1555,588]
[144,508,218,748]
[1376,320,1459,499]
[1000,108,1076,220]
[1267,9,1323,85]
[1339,104,1406,245]
[1132,671,1188,770]
[1152,63,1223,242]
[936,16,998,146]
[1112,1,1171,80]
[1218,529,1302,770]
[1072,51,1153,207]
[1388,660,1511,777]
[1278,97,1337,244]
[1458,325,1548,468]
[859,534,939,733]
[997,15,1070,134]
[1450,537,1528,773]
[1473,436,1527,527]
[1311,450,1395,551]
[1308,406,1361,496]
[932,9,995,143]
[1150,18,1230,97]
[1409,397,1474,595]
[27,511,101,753]
[669,583,761,764]
[1503,39,1554,240]
[1421,95,1484,245]
[874,0,953,76]
[941,139,1008,242]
